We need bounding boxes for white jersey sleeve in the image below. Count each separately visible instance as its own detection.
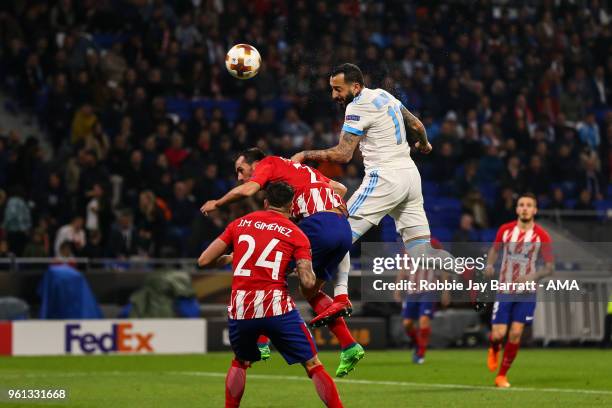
[341,88,415,171]
[342,102,374,137]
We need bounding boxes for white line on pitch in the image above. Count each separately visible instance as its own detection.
[169,371,612,396]
[1,371,611,396]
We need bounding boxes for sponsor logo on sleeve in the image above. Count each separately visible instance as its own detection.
[345,115,360,121]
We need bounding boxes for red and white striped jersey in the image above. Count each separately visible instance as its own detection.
[249,156,345,219]
[493,221,553,292]
[218,210,312,320]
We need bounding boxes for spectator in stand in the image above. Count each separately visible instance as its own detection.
[165,133,190,170]
[2,186,31,256]
[548,187,567,211]
[560,81,586,125]
[575,189,596,213]
[462,189,489,229]
[107,208,137,258]
[578,113,601,151]
[82,229,105,258]
[23,228,49,258]
[54,215,86,256]
[71,104,97,145]
[494,187,517,226]
[453,213,477,243]
[168,181,197,255]
[135,190,167,257]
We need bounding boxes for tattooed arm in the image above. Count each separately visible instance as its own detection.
[291,131,361,164]
[295,258,317,298]
[400,105,432,154]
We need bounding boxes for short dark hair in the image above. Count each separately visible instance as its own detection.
[518,192,537,205]
[236,147,266,164]
[265,182,294,209]
[331,63,364,86]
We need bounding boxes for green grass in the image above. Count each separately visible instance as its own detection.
[1,350,611,407]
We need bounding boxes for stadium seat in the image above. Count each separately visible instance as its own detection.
[422,181,440,197]
[594,200,612,220]
[379,216,400,242]
[564,199,577,209]
[430,227,453,243]
[478,228,498,242]
[477,183,498,207]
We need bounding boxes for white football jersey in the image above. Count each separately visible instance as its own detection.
[342,87,416,171]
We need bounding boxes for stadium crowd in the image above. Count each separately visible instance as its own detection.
[0,0,611,258]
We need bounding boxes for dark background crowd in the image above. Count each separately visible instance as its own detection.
[0,0,611,259]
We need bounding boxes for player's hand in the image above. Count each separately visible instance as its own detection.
[290,152,305,163]
[201,200,218,215]
[414,141,432,154]
[484,265,495,279]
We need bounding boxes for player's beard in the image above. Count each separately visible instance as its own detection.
[519,215,533,223]
[343,90,355,106]
[336,90,355,107]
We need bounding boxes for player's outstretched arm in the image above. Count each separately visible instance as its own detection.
[198,238,229,268]
[201,181,261,214]
[296,258,317,296]
[291,131,360,164]
[399,105,432,154]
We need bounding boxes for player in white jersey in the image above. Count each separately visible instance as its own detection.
[292,63,453,325]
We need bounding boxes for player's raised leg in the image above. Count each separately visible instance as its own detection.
[256,335,271,361]
[298,211,365,377]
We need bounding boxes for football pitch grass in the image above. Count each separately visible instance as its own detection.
[1,350,611,407]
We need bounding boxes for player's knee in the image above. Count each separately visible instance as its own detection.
[403,319,414,330]
[508,328,523,343]
[399,226,431,244]
[303,355,322,373]
[419,316,430,328]
[232,357,251,369]
[491,327,506,341]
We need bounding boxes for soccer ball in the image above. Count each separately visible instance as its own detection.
[225,44,261,80]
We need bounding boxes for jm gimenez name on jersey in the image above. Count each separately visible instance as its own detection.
[237,219,293,237]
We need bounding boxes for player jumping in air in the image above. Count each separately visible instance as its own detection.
[201,148,364,377]
[198,182,344,408]
[292,63,454,326]
[484,193,554,388]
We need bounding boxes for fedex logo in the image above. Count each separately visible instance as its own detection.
[65,323,154,354]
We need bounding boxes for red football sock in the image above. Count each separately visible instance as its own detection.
[225,359,248,408]
[498,341,520,376]
[417,327,431,357]
[257,335,269,344]
[489,334,502,352]
[406,327,417,344]
[334,294,349,303]
[309,291,356,349]
[308,365,344,408]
